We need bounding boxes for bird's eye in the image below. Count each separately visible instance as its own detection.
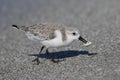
[72,32,76,35]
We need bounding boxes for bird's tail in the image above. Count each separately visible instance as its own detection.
[12,24,28,31]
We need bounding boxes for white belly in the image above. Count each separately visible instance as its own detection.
[41,37,64,48]
[41,30,68,48]
[41,36,73,48]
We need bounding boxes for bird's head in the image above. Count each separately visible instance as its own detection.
[66,27,92,46]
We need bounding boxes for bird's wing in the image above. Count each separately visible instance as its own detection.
[26,29,56,41]
[37,32,56,41]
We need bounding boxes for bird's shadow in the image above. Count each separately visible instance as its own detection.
[29,50,97,60]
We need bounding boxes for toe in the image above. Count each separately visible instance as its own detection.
[32,58,40,65]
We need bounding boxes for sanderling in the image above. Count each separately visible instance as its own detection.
[12,23,92,64]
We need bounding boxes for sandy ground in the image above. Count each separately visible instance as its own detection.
[0,0,120,80]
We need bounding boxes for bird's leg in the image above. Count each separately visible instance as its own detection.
[46,48,50,55]
[51,59,60,63]
[46,48,62,63]
[32,46,45,65]
[47,49,65,63]
[51,58,66,63]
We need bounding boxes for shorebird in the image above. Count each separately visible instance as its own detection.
[12,23,92,64]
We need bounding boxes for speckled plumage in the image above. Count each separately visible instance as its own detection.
[25,23,67,41]
[13,23,81,42]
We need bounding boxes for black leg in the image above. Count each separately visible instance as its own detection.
[39,46,45,54]
[32,46,45,65]
[46,48,50,55]
[47,49,65,63]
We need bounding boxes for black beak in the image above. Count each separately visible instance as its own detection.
[78,36,88,44]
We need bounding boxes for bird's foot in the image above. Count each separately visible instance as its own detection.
[32,58,40,65]
[51,58,66,63]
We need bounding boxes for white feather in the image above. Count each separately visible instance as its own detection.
[41,30,64,48]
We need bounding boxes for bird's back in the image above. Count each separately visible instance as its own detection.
[26,23,67,40]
